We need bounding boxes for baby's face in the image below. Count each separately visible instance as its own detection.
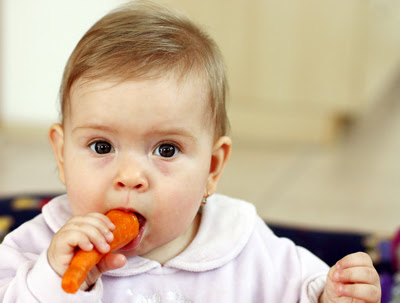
[54,74,222,261]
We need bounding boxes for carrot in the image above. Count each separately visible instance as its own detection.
[61,210,139,294]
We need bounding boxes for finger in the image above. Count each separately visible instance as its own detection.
[67,215,115,243]
[48,230,93,276]
[327,263,338,280]
[97,253,127,273]
[78,223,112,253]
[86,213,116,231]
[337,283,381,302]
[334,266,379,284]
[336,252,373,270]
[84,254,127,289]
[56,229,94,252]
[63,222,111,253]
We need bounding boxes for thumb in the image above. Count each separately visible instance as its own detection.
[97,253,127,273]
[82,254,126,291]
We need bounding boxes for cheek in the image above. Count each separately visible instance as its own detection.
[63,159,107,215]
[157,164,209,210]
[151,184,202,232]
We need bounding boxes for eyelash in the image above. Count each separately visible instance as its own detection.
[153,141,181,158]
[88,139,181,158]
[88,140,115,155]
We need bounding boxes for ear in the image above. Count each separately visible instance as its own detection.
[48,123,66,185]
[207,136,232,195]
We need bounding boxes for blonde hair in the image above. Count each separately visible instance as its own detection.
[60,0,229,137]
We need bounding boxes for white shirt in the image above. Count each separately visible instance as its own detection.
[0,194,328,302]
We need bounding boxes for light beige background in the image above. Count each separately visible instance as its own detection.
[167,0,400,145]
[1,0,399,235]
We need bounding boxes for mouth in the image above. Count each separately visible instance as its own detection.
[118,212,146,251]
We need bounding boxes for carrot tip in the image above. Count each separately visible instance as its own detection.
[62,279,79,294]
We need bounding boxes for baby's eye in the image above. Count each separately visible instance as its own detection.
[154,143,180,158]
[89,141,115,154]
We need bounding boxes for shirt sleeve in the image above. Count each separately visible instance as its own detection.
[0,213,105,303]
[255,217,329,302]
[29,249,103,302]
[300,273,327,303]
[0,242,103,303]
[296,243,329,302]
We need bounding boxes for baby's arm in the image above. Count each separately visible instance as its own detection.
[319,252,381,303]
[48,213,127,291]
[0,212,124,302]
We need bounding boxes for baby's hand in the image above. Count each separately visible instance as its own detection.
[320,252,381,303]
[48,213,126,291]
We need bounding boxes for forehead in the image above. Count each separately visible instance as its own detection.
[66,73,213,134]
[69,69,209,106]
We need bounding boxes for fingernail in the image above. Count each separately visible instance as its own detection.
[106,231,114,242]
[102,243,110,252]
[334,271,340,281]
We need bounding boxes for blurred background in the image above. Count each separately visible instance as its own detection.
[0,0,399,236]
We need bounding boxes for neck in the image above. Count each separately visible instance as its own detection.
[141,212,201,265]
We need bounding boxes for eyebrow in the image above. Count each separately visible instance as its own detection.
[72,124,116,134]
[149,128,198,143]
[72,123,198,142]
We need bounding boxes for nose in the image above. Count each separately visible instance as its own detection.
[113,156,149,192]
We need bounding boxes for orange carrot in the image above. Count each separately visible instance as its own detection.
[61,210,139,294]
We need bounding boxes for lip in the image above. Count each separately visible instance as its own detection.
[118,212,146,251]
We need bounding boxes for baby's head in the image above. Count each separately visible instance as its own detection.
[50,1,232,263]
[60,0,229,140]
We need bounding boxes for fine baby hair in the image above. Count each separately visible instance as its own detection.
[60,0,229,138]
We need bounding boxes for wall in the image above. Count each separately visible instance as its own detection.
[1,0,400,144]
[0,0,126,126]
[365,0,400,104]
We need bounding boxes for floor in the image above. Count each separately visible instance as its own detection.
[220,79,400,235]
[1,82,399,236]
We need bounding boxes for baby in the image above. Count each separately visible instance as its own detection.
[0,1,381,302]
